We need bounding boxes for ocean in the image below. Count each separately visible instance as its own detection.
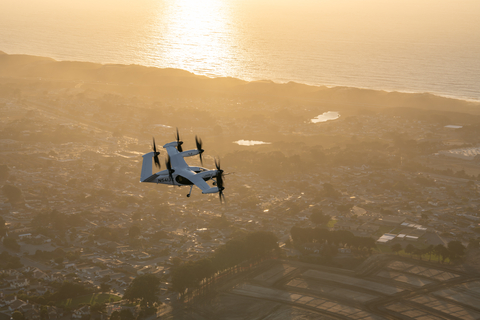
[1,0,479,101]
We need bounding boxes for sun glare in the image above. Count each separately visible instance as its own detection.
[149,0,236,77]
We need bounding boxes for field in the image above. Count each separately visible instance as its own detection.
[165,256,480,320]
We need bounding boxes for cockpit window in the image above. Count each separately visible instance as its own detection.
[175,175,193,185]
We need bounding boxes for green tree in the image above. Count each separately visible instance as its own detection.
[170,256,183,267]
[434,244,449,263]
[2,184,23,203]
[123,274,160,303]
[3,237,20,251]
[91,303,105,313]
[110,311,120,320]
[100,283,111,292]
[40,306,49,320]
[0,216,6,237]
[448,240,466,260]
[131,212,142,222]
[128,225,141,239]
[119,309,134,320]
[53,281,90,300]
[405,244,415,257]
[391,243,402,254]
[310,210,330,225]
[0,164,8,180]
[11,310,24,320]
[323,183,340,198]
[468,238,480,249]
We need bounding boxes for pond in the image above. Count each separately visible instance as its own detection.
[311,111,340,123]
[234,140,271,146]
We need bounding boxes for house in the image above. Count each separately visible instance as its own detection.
[5,275,30,289]
[10,277,30,289]
[106,303,122,316]
[34,234,52,243]
[2,295,17,306]
[33,269,47,279]
[72,305,90,319]
[8,299,27,312]
[378,216,406,226]
[18,233,32,240]
[136,266,152,275]
[303,243,323,254]
[19,303,36,319]
[96,269,115,279]
[45,272,64,282]
[132,252,151,260]
[357,224,379,234]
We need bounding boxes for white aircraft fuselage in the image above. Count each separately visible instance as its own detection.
[140,141,221,195]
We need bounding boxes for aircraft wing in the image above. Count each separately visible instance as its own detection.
[181,170,218,194]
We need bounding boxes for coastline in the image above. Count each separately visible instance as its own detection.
[1,51,479,113]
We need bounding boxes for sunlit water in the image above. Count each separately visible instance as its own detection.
[1,0,479,101]
[311,111,340,123]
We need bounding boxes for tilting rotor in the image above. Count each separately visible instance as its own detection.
[215,158,225,203]
[175,128,183,152]
[165,155,175,185]
[152,138,161,169]
[195,135,204,165]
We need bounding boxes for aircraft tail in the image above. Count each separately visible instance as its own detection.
[140,152,155,182]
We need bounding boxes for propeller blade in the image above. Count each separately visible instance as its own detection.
[214,158,225,203]
[152,137,161,169]
[165,155,174,185]
[220,191,226,204]
[195,135,204,165]
[176,128,183,152]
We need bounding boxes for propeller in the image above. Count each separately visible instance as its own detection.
[195,135,204,165]
[165,155,175,185]
[175,128,183,152]
[152,137,161,169]
[215,158,225,203]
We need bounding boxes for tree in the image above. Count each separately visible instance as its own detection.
[120,310,134,320]
[0,251,22,269]
[100,283,111,292]
[2,184,23,203]
[53,281,90,300]
[110,311,120,320]
[11,310,24,320]
[0,164,8,180]
[123,274,160,303]
[448,240,466,260]
[391,243,402,254]
[323,183,340,198]
[310,210,330,225]
[405,244,415,256]
[170,256,183,267]
[54,256,64,265]
[128,225,141,238]
[3,237,20,251]
[40,306,49,320]
[0,216,6,237]
[468,238,480,249]
[91,303,105,313]
[131,212,142,222]
[434,244,449,263]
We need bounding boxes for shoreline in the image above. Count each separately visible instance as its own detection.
[2,49,478,104]
[1,51,479,111]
